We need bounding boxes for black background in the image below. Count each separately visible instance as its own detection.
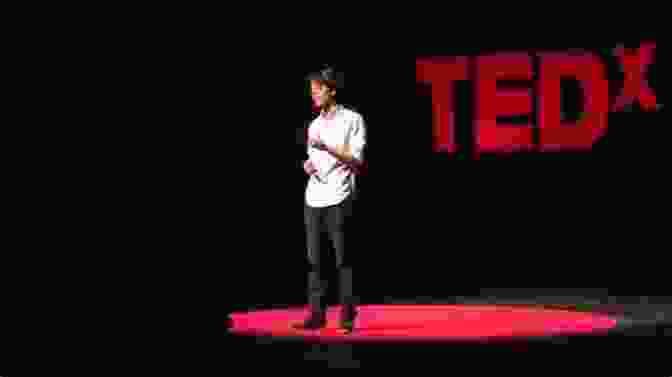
[1,15,664,373]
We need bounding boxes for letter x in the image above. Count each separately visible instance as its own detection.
[612,43,657,112]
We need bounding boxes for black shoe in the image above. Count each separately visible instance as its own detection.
[338,310,356,333]
[338,319,355,333]
[292,315,326,330]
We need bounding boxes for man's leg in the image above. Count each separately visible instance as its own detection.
[294,203,327,329]
[326,194,357,331]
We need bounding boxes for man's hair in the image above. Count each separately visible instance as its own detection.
[306,66,344,91]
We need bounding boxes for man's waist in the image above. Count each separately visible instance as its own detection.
[316,162,351,175]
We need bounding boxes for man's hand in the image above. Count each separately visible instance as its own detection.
[308,138,327,151]
[309,138,362,173]
[303,159,317,175]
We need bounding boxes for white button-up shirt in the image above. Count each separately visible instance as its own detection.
[305,105,366,208]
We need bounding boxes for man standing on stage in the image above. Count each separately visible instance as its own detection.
[293,66,366,333]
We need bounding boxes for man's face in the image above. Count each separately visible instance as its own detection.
[310,80,334,108]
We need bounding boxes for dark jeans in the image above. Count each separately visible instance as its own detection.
[303,193,357,320]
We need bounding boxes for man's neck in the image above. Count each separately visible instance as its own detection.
[321,102,339,118]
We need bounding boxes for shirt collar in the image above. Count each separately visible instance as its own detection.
[320,104,343,120]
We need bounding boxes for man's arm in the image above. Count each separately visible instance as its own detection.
[311,115,366,172]
[324,144,362,169]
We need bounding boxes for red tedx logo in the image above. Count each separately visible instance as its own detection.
[416,42,658,154]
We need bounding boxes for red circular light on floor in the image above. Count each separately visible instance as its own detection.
[228,305,619,342]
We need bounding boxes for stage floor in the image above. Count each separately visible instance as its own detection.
[225,299,671,370]
[228,304,621,343]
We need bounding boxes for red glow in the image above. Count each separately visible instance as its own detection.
[228,305,618,343]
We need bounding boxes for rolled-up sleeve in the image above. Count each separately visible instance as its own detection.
[349,115,366,163]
